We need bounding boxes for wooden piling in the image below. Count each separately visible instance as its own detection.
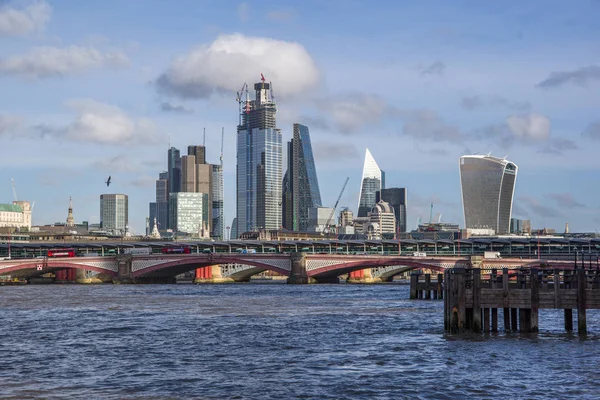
[577,269,587,335]
[491,308,498,332]
[425,274,431,299]
[511,308,518,332]
[564,309,573,331]
[409,273,418,299]
[472,268,481,333]
[530,268,539,333]
[483,308,490,333]
[437,273,444,300]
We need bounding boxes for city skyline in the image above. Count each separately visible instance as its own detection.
[1,1,599,233]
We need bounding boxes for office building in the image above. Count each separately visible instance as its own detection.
[376,188,407,233]
[459,154,518,235]
[366,200,396,239]
[357,148,385,217]
[510,218,531,235]
[149,171,169,233]
[236,76,282,235]
[211,164,224,240]
[168,147,181,195]
[100,194,128,234]
[0,201,32,230]
[169,192,209,236]
[307,207,334,233]
[282,123,322,231]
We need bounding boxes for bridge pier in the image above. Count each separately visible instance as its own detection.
[194,265,234,284]
[287,253,309,284]
[346,269,375,284]
[113,254,135,284]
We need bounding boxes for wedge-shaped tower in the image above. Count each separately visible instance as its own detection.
[357,148,385,217]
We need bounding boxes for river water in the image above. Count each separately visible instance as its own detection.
[1,283,599,399]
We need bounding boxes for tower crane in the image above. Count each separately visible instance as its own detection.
[11,179,17,201]
[324,177,350,235]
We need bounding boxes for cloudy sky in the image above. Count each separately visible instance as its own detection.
[1,0,599,233]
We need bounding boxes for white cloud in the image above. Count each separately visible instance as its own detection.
[0,46,130,79]
[0,1,51,37]
[316,94,389,134]
[0,114,22,136]
[506,113,550,141]
[36,99,159,145]
[156,33,320,99]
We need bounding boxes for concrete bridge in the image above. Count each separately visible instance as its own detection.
[0,252,578,284]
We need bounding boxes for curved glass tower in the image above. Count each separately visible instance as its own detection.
[459,155,518,234]
[282,123,322,231]
[357,148,385,217]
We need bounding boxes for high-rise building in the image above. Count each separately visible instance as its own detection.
[357,148,385,217]
[168,147,181,195]
[100,194,128,234]
[236,76,282,235]
[366,200,396,239]
[169,192,209,236]
[459,155,518,234]
[181,155,197,192]
[149,171,169,233]
[211,164,224,240]
[376,188,407,233]
[282,123,322,231]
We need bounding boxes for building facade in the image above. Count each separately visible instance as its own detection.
[0,201,32,230]
[459,155,518,235]
[282,123,322,231]
[168,147,181,196]
[100,194,128,234]
[236,78,282,235]
[357,148,385,217]
[376,188,407,233]
[211,164,224,240]
[168,192,209,236]
[366,200,396,239]
[307,207,334,233]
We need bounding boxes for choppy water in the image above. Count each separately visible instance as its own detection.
[1,283,600,399]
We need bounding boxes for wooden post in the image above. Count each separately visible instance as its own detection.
[553,270,560,308]
[483,308,490,333]
[425,274,431,299]
[502,268,510,331]
[511,308,518,332]
[577,269,587,335]
[472,269,481,333]
[457,269,467,333]
[410,273,418,299]
[443,270,449,331]
[491,308,498,332]
[491,269,497,289]
[530,268,539,333]
[564,309,573,332]
[437,273,444,300]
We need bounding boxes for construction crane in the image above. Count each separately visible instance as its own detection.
[11,179,17,201]
[324,177,350,235]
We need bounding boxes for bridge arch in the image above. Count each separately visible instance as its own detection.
[133,256,291,278]
[0,261,118,277]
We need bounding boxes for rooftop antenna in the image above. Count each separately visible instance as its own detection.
[11,178,17,202]
[220,127,224,166]
[203,127,206,147]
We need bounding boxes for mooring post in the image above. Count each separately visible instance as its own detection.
[577,268,587,335]
[472,268,481,333]
[444,270,450,331]
[511,308,518,332]
[502,268,510,331]
[457,269,467,333]
[425,274,431,299]
[530,268,539,333]
[437,273,444,300]
[410,272,418,299]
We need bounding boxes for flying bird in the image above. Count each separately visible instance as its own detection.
[105,176,111,187]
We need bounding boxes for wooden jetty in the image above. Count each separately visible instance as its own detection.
[410,272,444,300]
[443,268,600,335]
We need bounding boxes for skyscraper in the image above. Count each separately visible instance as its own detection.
[357,148,385,217]
[236,76,282,234]
[282,123,322,231]
[459,154,518,234]
[149,171,169,234]
[100,194,128,234]
[168,147,181,196]
[376,188,407,233]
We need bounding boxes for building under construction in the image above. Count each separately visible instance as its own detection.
[236,75,282,237]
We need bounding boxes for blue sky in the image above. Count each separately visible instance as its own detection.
[1,0,599,233]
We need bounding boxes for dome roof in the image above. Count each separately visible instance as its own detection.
[371,200,393,214]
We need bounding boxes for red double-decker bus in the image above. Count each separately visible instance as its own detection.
[47,248,76,258]
[161,246,191,254]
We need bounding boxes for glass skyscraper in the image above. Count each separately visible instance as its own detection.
[357,148,385,217]
[282,123,322,231]
[459,154,518,234]
[169,192,208,236]
[236,78,282,234]
[100,194,128,234]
